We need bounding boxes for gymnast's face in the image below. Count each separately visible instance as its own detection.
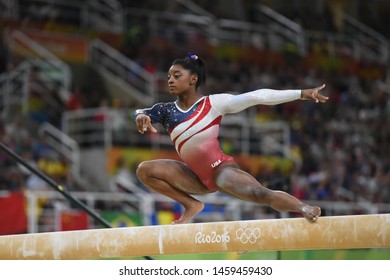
[167,64,198,96]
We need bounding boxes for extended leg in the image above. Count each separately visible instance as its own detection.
[136,159,213,224]
[214,164,321,222]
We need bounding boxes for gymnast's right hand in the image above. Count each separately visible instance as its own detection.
[135,114,157,134]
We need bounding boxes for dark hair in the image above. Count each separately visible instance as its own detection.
[171,53,207,89]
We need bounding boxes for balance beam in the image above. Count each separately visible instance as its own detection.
[0,214,389,260]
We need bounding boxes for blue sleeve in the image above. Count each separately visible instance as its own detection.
[133,103,167,124]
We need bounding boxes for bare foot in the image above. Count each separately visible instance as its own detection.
[299,204,321,222]
[172,201,204,224]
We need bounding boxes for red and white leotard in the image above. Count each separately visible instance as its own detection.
[135,89,301,191]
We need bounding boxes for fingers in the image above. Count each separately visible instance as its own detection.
[313,84,328,103]
[139,119,149,134]
[136,115,157,134]
[316,90,329,103]
[313,93,328,103]
[140,118,149,133]
[148,123,157,133]
[317,84,326,91]
[317,93,329,103]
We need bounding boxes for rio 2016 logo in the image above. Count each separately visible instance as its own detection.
[194,231,230,244]
[194,227,261,244]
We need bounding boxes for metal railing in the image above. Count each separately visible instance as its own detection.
[61,106,291,157]
[342,13,388,62]
[0,56,71,120]
[62,107,113,150]
[38,122,81,179]
[6,29,71,99]
[255,4,305,54]
[5,0,389,63]
[125,5,388,63]
[16,0,123,33]
[0,0,18,19]
[0,61,30,118]
[83,0,123,33]
[89,39,156,105]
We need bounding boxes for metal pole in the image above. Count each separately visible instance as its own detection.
[0,142,153,260]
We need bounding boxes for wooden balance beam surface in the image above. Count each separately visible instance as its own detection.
[0,214,389,259]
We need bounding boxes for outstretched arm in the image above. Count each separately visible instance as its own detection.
[213,84,328,114]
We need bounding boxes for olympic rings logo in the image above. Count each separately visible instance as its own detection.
[235,228,261,244]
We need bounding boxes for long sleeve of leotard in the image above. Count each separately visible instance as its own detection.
[211,89,301,115]
[133,103,166,123]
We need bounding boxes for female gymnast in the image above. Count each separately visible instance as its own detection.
[134,53,329,224]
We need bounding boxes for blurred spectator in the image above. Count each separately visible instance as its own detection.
[0,167,24,191]
[66,86,86,111]
[25,172,51,191]
[5,116,30,146]
[16,150,35,179]
[31,136,52,161]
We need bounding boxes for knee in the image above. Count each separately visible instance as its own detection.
[136,161,153,182]
[253,187,272,202]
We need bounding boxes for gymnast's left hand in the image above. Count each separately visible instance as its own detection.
[135,114,157,134]
[301,84,329,103]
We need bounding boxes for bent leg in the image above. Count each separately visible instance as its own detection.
[214,164,321,222]
[136,159,213,224]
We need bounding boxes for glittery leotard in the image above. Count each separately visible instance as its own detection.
[135,89,301,191]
